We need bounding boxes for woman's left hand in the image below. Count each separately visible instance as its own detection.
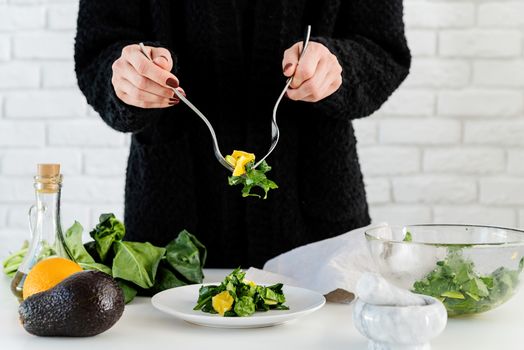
[282,42,343,102]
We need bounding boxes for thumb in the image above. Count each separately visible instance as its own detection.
[150,47,174,71]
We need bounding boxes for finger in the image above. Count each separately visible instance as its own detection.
[123,45,179,87]
[287,57,330,101]
[123,92,179,108]
[150,46,174,71]
[120,92,180,108]
[291,71,342,103]
[171,86,186,98]
[115,88,179,108]
[317,70,343,99]
[117,77,179,105]
[119,61,176,99]
[282,42,302,77]
[312,56,343,100]
[290,44,324,89]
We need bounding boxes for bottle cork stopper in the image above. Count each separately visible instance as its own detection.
[37,164,60,177]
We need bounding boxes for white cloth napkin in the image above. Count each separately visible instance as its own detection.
[245,223,385,303]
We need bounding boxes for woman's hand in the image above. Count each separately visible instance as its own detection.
[282,42,342,102]
[111,44,185,108]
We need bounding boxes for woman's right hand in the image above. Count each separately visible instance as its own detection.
[111,44,185,108]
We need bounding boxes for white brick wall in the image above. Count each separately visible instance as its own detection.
[0,0,129,256]
[439,30,522,58]
[359,0,524,231]
[0,0,524,257]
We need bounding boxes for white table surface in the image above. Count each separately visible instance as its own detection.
[1,269,523,349]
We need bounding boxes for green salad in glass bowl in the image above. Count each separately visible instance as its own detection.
[365,224,524,317]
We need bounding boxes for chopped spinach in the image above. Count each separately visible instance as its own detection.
[228,161,278,199]
[412,248,523,316]
[194,268,289,317]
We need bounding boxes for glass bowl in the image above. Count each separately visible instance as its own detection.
[365,224,524,317]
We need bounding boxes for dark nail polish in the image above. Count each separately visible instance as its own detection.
[166,77,179,88]
[283,63,293,72]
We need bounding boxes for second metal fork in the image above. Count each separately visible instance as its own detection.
[253,25,312,169]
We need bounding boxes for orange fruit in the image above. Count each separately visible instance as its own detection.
[22,257,83,300]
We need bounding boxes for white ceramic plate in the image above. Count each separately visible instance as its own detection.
[151,283,326,328]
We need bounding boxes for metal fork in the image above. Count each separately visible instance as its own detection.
[253,25,312,169]
[139,43,234,172]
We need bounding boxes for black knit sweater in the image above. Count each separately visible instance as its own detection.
[74,0,411,268]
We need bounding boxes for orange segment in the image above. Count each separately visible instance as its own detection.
[233,156,253,176]
[212,291,234,316]
[22,257,83,300]
[231,150,255,161]
[230,150,255,176]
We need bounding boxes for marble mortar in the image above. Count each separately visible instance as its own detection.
[352,273,447,350]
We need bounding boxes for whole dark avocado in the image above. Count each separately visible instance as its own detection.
[19,270,125,337]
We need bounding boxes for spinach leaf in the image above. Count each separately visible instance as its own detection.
[64,221,95,264]
[89,213,125,262]
[194,284,222,311]
[78,262,112,275]
[117,279,138,304]
[112,241,165,289]
[228,160,278,199]
[165,230,206,284]
[83,241,102,262]
[138,264,188,297]
[403,231,413,242]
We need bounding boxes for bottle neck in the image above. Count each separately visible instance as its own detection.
[33,173,62,228]
[32,180,69,259]
[35,189,61,220]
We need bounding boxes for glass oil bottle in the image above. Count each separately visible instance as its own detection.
[10,164,72,301]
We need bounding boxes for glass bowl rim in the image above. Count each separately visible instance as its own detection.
[365,223,524,248]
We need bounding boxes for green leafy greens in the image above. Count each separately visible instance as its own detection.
[194,268,289,317]
[412,248,524,316]
[228,160,278,199]
[2,240,29,278]
[2,214,207,304]
[89,213,125,262]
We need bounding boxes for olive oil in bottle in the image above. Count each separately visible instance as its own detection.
[10,164,72,301]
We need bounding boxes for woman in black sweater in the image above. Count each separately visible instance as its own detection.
[74,0,411,268]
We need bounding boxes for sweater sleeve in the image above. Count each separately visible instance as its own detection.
[310,0,411,120]
[74,0,171,133]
